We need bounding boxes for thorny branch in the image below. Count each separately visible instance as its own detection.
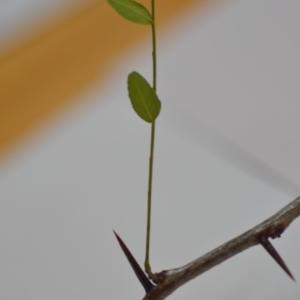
[140,196,300,300]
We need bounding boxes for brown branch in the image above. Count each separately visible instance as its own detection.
[143,196,300,300]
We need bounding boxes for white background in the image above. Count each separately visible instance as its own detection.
[0,0,299,299]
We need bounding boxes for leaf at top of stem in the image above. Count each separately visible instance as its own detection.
[107,0,153,25]
[128,72,161,123]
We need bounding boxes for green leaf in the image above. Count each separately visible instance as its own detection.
[108,0,152,25]
[128,72,161,123]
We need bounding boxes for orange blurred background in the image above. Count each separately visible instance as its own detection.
[0,0,214,161]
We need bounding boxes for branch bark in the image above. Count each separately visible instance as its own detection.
[143,196,300,300]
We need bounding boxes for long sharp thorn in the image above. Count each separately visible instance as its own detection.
[259,235,295,282]
[113,231,155,293]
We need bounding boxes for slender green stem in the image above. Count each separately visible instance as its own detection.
[144,0,157,276]
[145,121,155,275]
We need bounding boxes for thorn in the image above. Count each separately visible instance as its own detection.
[113,230,155,293]
[259,235,295,282]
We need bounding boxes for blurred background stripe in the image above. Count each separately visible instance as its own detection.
[0,0,214,160]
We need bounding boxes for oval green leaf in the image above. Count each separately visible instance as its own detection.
[128,72,161,123]
[108,0,153,25]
